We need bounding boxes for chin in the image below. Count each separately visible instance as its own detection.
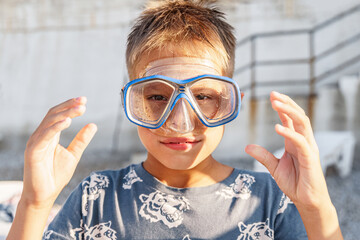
[154,151,209,171]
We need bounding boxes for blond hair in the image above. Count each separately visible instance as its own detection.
[126,0,236,79]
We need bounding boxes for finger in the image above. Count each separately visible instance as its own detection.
[45,97,87,116]
[277,111,294,130]
[245,144,279,175]
[41,105,86,128]
[270,91,305,115]
[275,124,314,167]
[270,92,295,130]
[67,123,97,160]
[28,117,72,152]
[33,97,86,136]
[272,99,312,137]
[271,92,318,149]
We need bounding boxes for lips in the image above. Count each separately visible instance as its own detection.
[160,137,201,150]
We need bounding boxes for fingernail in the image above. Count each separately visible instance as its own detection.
[75,105,86,111]
[76,96,87,103]
[276,124,284,130]
[272,91,280,96]
[273,100,283,106]
[62,117,71,123]
[89,123,98,132]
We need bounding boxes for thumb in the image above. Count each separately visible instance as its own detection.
[245,144,278,175]
[67,123,98,160]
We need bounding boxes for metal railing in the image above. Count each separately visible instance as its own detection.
[234,3,360,103]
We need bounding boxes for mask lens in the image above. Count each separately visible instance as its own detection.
[190,78,236,122]
[127,80,175,125]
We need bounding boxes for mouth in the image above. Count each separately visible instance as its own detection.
[160,137,201,150]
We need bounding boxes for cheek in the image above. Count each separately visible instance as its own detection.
[137,127,158,150]
[203,126,224,150]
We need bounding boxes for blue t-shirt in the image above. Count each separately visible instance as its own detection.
[43,163,307,239]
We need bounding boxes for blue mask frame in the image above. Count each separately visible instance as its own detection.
[121,74,241,129]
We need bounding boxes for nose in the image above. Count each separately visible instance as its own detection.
[164,98,195,134]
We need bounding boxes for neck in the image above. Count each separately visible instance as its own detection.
[142,154,233,188]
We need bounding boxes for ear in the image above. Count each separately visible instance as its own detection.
[105,221,111,227]
[139,194,148,203]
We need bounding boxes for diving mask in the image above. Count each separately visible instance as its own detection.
[121,74,241,132]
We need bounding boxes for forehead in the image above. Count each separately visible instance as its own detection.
[132,44,224,79]
[145,57,221,79]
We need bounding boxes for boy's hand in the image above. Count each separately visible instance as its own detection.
[245,91,343,240]
[22,97,97,208]
[245,91,331,210]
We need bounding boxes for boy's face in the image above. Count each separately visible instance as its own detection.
[135,51,226,171]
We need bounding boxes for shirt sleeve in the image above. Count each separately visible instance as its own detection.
[274,193,308,240]
[42,181,84,240]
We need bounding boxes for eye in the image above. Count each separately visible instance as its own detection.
[195,93,211,100]
[148,95,168,101]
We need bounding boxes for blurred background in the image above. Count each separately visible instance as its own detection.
[0,0,360,238]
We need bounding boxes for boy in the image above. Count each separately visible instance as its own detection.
[8,1,343,239]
